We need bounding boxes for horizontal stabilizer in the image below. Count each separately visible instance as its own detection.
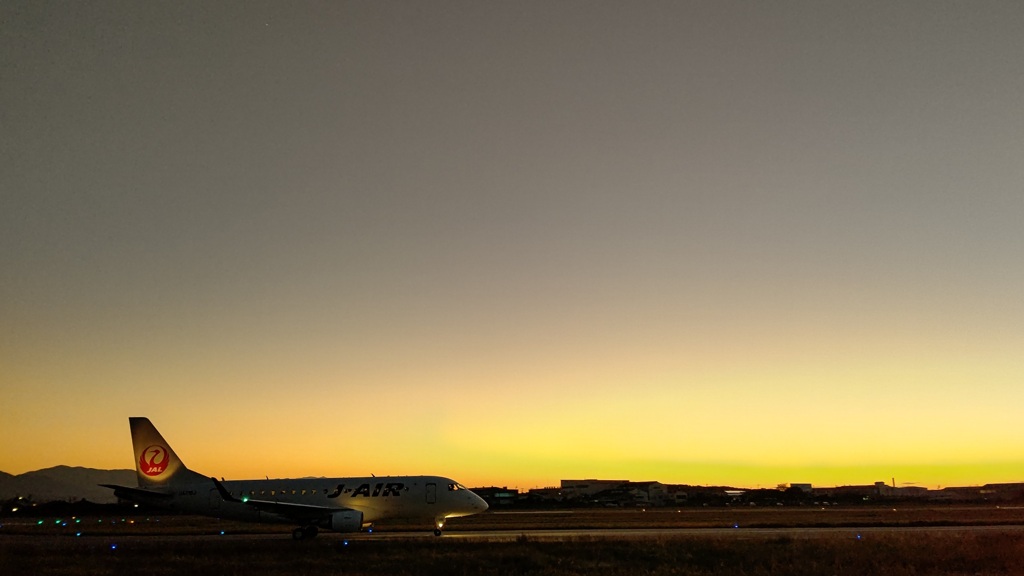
[100,484,175,502]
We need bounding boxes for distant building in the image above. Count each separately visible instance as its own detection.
[479,478,1024,510]
[526,487,563,501]
[471,487,519,507]
[937,481,1024,500]
[560,480,629,500]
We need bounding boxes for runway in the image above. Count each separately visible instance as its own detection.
[7,524,1023,545]
[355,524,1024,542]
[5,505,1024,543]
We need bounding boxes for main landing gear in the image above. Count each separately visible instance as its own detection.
[292,525,319,540]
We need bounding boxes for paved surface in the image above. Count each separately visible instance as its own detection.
[7,524,1024,544]
[369,524,1024,542]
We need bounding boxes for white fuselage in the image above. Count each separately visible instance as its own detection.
[151,475,485,526]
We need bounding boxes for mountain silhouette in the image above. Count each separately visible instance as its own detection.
[0,466,135,503]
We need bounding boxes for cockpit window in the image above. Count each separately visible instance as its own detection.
[448,483,467,491]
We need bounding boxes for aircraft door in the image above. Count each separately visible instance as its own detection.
[209,489,221,511]
[426,483,436,504]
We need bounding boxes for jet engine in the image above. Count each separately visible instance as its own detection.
[328,510,363,532]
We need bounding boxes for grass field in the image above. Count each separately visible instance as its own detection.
[3,506,1024,575]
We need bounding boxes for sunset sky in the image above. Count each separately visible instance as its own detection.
[3,1,1023,491]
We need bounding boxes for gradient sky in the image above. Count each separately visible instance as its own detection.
[3,1,1023,490]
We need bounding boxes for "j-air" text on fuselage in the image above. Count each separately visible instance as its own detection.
[327,482,406,498]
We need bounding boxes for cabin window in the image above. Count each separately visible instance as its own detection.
[270,490,276,496]
[301,489,307,495]
[260,490,266,496]
[291,489,296,495]
[312,489,317,495]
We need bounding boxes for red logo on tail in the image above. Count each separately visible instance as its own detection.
[140,445,169,477]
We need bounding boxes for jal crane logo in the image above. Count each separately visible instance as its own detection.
[139,444,169,477]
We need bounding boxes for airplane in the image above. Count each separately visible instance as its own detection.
[102,417,488,539]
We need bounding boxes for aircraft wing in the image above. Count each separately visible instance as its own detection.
[210,477,353,521]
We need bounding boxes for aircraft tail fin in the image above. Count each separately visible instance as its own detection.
[129,417,207,488]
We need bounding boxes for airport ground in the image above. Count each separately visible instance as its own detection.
[3,505,1024,575]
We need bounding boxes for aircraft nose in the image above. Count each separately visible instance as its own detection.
[469,491,488,512]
